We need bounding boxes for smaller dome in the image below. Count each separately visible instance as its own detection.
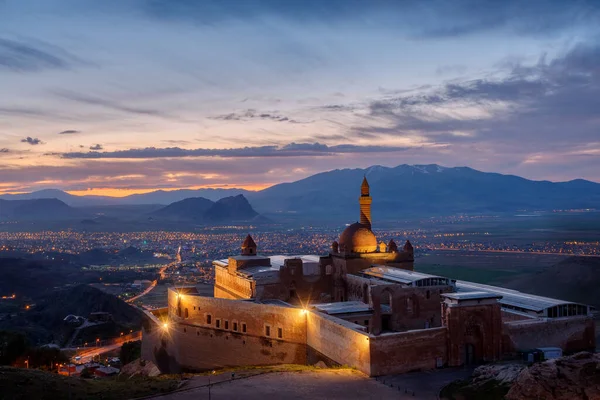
[339,222,377,253]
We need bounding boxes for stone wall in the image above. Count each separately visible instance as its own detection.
[213,265,254,299]
[369,327,448,376]
[162,294,307,371]
[443,302,503,366]
[502,316,596,353]
[306,311,371,375]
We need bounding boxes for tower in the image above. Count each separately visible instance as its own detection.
[359,176,372,230]
[241,234,257,256]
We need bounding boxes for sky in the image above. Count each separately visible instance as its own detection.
[0,0,599,196]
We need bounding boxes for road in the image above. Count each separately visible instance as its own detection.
[69,331,142,363]
[127,263,171,303]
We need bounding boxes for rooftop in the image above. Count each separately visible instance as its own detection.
[455,281,581,312]
[442,291,502,301]
[362,265,452,286]
[312,301,372,315]
[214,254,321,278]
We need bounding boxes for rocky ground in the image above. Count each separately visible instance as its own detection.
[506,352,600,400]
[441,352,600,400]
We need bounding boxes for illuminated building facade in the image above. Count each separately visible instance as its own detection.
[142,179,596,376]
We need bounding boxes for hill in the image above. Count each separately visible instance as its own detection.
[0,187,251,206]
[0,198,77,220]
[508,256,600,308]
[0,258,80,298]
[0,366,178,399]
[204,194,258,222]
[247,164,600,219]
[153,194,259,223]
[3,164,600,222]
[152,197,215,220]
[0,284,146,345]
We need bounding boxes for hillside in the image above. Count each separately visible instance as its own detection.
[0,284,146,344]
[0,198,77,220]
[0,258,80,298]
[3,164,600,222]
[507,256,600,308]
[247,164,600,219]
[152,197,215,220]
[0,366,178,400]
[153,194,259,223]
[204,194,258,222]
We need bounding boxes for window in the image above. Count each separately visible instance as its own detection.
[326,265,333,275]
[242,323,247,333]
[207,314,212,324]
[265,325,271,337]
[216,319,221,328]
[426,290,430,299]
[193,306,196,310]
[184,308,189,319]
[233,322,238,331]
[364,319,369,326]
[225,320,229,330]
[183,327,187,333]
[277,327,283,339]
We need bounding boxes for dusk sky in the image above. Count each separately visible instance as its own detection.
[1,0,599,196]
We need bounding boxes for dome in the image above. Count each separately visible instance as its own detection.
[338,222,378,253]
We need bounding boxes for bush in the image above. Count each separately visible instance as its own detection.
[120,340,141,365]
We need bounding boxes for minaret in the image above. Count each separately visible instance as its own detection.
[359,176,372,230]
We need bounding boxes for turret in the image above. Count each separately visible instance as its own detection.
[331,241,339,254]
[241,234,257,256]
[403,240,413,254]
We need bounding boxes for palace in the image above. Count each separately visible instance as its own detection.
[142,178,596,376]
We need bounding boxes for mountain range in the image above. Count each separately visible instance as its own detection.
[1,164,599,225]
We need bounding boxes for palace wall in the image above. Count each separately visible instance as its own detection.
[306,311,371,375]
[213,265,254,299]
[443,302,503,366]
[502,316,596,354]
[163,294,307,371]
[369,327,448,376]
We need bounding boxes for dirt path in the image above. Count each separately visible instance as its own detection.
[149,369,405,400]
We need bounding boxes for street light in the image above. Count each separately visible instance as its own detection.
[162,322,169,330]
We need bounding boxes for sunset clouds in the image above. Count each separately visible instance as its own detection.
[0,0,599,194]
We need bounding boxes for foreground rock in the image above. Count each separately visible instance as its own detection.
[507,352,600,400]
[120,358,161,377]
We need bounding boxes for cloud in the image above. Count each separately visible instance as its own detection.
[52,90,182,121]
[0,37,77,72]
[58,130,80,135]
[61,142,414,159]
[210,109,298,123]
[21,137,43,145]
[356,40,600,148]
[89,144,103,150]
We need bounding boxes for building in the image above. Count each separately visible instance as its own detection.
[142,178,596,376]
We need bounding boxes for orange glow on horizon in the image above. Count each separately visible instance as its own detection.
[64,183,273,197]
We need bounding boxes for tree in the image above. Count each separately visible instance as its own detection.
[120,340,141,365]
[0,331,28,365]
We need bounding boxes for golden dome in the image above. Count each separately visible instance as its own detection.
[339,222,377,253]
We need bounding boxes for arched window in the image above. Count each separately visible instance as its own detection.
[426,290,430,299]
[184,308,189,319]
[380,289,393,312]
